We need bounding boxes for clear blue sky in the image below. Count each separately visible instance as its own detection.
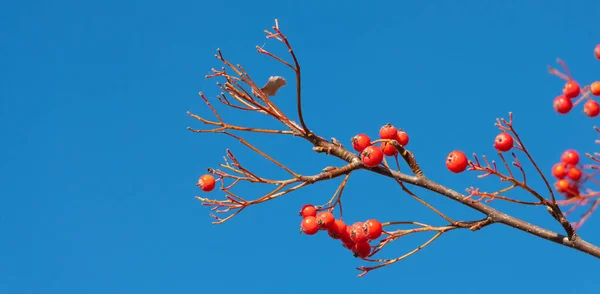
[2,1,600,293]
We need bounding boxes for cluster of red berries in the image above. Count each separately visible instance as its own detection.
[299,204,383,258]
[551,149,583,198]
[445,132,515,173]
[351,123,410,167]
[197,174,216,192]
[552,44,600,117]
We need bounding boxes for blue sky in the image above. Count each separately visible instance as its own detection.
[2,0,600,293]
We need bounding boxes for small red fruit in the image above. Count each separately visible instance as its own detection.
[551,163,567,179]
[350,222,368,243]
[396,130,409,146]
[352,134,371,152]
[316,211,335,230]
[553,95,573,114]
[493,132,513,152]
[446,150,468,173]
[361,146,384,167]
[563,80,580,99]
[340,225,354,244]
[381,142,398,156]
[197,174,216,192]
[595,44,600,60]
[363,219,383,240]
[299,204,317,218]
[561,149,580,166]
[301,216,319,235]
[555,179,570,193]
[566,183,580,198]
[567,167,582,181]
[327,219,347,239]
[352,241,371,258]
[584,100,600,117]
[591,82,600,96]
[379,123,397,139]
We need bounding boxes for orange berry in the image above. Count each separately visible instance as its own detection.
[563,80,580,99]
[301,216,319,235]
[363,219,383,240]
[352,241,371,258]
[553,95,573,114]
[591,82,600,96]
[361,146,384,167]
[327,219,347,239]
[555,179,570,193]
[552,163,567,179]
[197,174,216,192]
[561,150,580,166]
[396,130,409,146]
[567,167,582,181]
[352,134,371,152]
[493,132,513,152]
[316,211,335,230]
[381,142,398,156]
[299,204,317,218]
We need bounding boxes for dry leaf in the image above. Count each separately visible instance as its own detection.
[253,76,287,97]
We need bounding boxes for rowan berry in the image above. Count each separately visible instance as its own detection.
[340,225,354,244]
[555,179,570,193]
[316,211,335,230]
[327,219,347,239]
[396,130,409,146]
[563,80,580,99]
[379,123,397,139]
[553,95,573,114]
[198,174,216,192]
[567,167,582,181]
[381,142,398,156]
[350,222,368,243]
[595,44,600,60]
[566,183,580,198]
[446,150,468,173]
[301,216,319,235]
[352,241,371,258]
[551,163,567,179]
[591,82,600,96]
[561,149,580,165]
[361,146,384,167]
[299,204,317,218]
[352,134,371,152]
[363,219,383,240]
[493,132,513,152]
[584,100,600,117]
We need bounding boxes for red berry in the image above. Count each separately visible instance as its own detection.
[352,134,371,153]
[301,216,319,235]
[316,211,335,230]
[584,100,600,117]
[552,163,567,179]
[361,146,384,167]
[350,222,367,243]
[327,219,347,239]
[197,174,216,192]
[555,179,570,193]
[340,225,354,244]
[553,95,573,114]
[446,150,468,173]
[566,183,580,198]
[352,241,371,258]
[595,44,600,60]
[493,132,513,152]
[381,142,398,156]
[396,130,409,146]
[561,149,580,166]
[379,123,397,139]
[591,82,600,96]
[363,219,383,240]
[567,167,582,181]
[299,204,317,218]
[563,80,580,99]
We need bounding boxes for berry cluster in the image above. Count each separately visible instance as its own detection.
[552,44,600,117]
[299,204,383,259]
[552,149,582,198]
[352,123,410,167]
